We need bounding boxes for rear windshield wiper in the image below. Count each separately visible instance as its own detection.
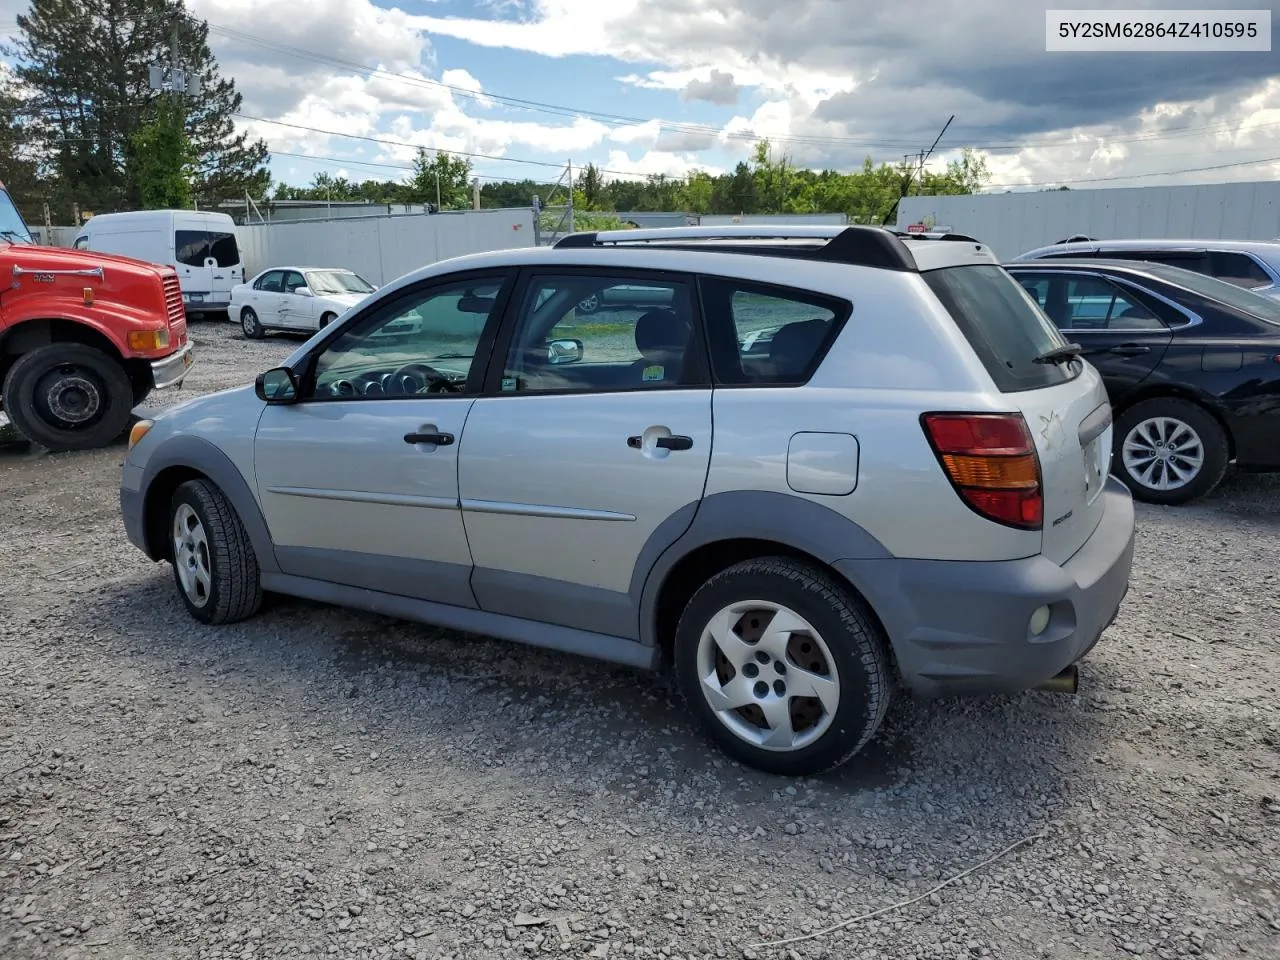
[1033,344,1083,365]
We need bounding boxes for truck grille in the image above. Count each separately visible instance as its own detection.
[162,274,185,329]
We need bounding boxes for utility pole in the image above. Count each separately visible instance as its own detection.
[567,159,574,233]
[472,178,480,210]
[435,170,441,212]
[882,115,954,226]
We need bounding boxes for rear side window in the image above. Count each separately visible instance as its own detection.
[1104,249,1211,275]
[698,276,849,385]
[1209,252,1272,289]
[176,229,240,268]
[923,265,1075,393]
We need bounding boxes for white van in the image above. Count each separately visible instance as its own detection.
[72,210,245,318]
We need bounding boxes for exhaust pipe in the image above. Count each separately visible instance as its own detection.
[1036,664,1079,694]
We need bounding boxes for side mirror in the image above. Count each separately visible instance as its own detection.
[256,367,299,403]
[294,286,313,297]
[546,337,583,365]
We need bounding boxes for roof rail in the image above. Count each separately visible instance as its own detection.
[891,230,983,244]
[553,224,921,271]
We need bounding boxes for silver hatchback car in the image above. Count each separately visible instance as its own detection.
[121,226,1136,776]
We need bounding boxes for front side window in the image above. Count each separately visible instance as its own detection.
[282,270,307,294]
[176,229,240,268]
[305,270,376,296]
[498,274,702,394]
[698,277,847,385]
[306,277,506,400]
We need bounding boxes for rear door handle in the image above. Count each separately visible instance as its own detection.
[1109,344,1150,356]
[404,431,454,446]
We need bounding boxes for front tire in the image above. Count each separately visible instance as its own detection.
[319,312,337,329]
[673,557,892,777]
[169,479,263,625]
[1113,398,1228,505]
[1,343,134,451]
[241,307,265,340]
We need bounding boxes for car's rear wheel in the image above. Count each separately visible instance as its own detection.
[241,307,264,339]
[1113,398,1228,505]
[673,557,892,776]
[169,479,263,625]
[1,343,134,451]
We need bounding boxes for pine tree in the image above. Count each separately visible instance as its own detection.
[5,0,269,212]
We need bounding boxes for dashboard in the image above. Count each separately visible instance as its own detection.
[320,363,469,398]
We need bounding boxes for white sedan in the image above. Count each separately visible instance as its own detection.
[230,266,378,338]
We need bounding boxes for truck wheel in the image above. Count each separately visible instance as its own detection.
[241,307,265,339]
[1,343,134,451]
[673,557,892,777]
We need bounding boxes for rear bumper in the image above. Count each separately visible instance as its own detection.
[150,343,194,390]
[836,475,1136,697]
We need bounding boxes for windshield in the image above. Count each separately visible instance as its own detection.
[1131,261,1280,326]
[922,264,1075,393]
[0,189,34,244]
[305,270,376,296]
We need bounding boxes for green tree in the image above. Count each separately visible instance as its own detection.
[410,148,472,209]
[575,163,606,209]
[7,0,268,212]
[0,71,46,222]
[128,98,192,208]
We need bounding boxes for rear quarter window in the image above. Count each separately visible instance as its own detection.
[922,265,1077,393]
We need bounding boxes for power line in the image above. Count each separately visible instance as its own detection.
[202,21,1280,154]
[239,113,653,180]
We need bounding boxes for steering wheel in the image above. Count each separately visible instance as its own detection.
[390,362,461,394]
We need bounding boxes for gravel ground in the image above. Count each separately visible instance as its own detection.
[2,321,1278,960]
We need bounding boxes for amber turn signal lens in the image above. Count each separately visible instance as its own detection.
[128,420,154,450]
[127,329,171,351]
[939,452,1039,488]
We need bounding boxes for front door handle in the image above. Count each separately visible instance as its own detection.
[404,431,454,446]
[1110,344,1150,356]
[628,434,694,451]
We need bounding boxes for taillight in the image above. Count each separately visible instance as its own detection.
[921,413,1042,530]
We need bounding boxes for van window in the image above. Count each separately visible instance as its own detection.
[923,265,1076,393]
[73,236,88,250]
[176,229,240,268]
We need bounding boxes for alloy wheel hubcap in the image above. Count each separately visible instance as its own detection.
[172,504,212,608]
[695,600,841,752]
[1122,416,1204,491]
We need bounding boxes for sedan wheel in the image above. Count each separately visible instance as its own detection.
[241,308,264,339]
[1113,398,1229,505]
[168,479,264,624]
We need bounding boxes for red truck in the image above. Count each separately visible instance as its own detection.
[0,182,193,451]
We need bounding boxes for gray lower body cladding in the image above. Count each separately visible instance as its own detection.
[836,477,1135,697]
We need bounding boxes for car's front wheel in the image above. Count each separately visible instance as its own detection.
[319,312,337,329]
[674,557,892,776]
[1113,398,1229,505]
[169,479,263,624]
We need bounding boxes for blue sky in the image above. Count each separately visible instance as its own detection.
[3,0,1279,193]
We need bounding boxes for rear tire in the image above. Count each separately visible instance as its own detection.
[1,343,134,451]
[673,557,892,777]
[241,307,265,340]
[1113,398,1228,505]
[168,479,263,625]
